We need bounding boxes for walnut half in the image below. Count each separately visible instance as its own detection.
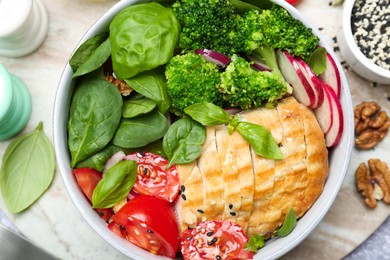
[355,159,390,208]
[354,102,390,149]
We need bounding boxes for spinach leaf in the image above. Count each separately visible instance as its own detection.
[0,122,56,213]
[125,67,171,114]
[184,102,231,126]
[163,118,206,168]
[122,98,157,118]
[235,121,284,160]
[109,2,180,79]
[113,110,169,148]
[68,78,122,167]
[244,235,265,253]
[73,38,111,78]
[69,32,108,72]
[92,160,137,208]
[276,208,297,237]
[308,47,327,76]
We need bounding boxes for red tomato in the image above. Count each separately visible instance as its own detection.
[112,195,180,258]
[285,0,299,5]
[73,168,113,221]
[124,152,180,202]
[181,220,253,260]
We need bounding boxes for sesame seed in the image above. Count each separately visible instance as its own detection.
[181,194,187,201]
[230,211,237,216]
[208,237,218,245]
[181,185,186,192]
[207,231,214,236]
[197,209,204,214]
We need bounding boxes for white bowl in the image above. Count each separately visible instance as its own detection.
[53,0,354,259]
[338,0,390,84]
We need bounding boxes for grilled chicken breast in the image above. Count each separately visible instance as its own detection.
[174,97,328,237]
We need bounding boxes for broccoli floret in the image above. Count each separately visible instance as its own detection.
[235,5,319,60]
[172,0,240,56]
[165,53,223,115]
[219,55,288,109]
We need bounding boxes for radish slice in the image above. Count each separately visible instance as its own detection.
[323,84,344,147]
[195,49,231,67]
[247,55,272,72]
[314,83,333,134]
[103,151,126,175]
[277,50,315,107]
[319,52,341,97]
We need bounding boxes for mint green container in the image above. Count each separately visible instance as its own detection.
[0,64,31,141]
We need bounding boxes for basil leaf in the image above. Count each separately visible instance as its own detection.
[68,78,123,167]
[110,2,180,79]
[277,208,297,237]
[123,98,157,118]
[92,160,137,208]
[125,67,171,114]
[73,38,111,78]
[69,32,108,72]
[163,118,206,168]
[244,234,265,253]
[0,122,55,213]
[113,110,169,148]
[308,47,327,76]
[184,102,231,126]
[235,121,284,160]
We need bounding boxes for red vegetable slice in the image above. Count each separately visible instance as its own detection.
[73,168,113,221]
[112,195,180,258]
[285,0,299,5]
[181,220,253,260]
[124,152,180,202]
[195,49,231,68]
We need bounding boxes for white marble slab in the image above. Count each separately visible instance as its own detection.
[0,0,389,259]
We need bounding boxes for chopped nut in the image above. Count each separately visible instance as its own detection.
[104,74,133,96]
[355,159,390,208]
[354,102,390,149]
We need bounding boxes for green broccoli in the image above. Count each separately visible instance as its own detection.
[172,0,240,56]
[219,55,288,109]
[165,53,223,115]
[235,6,319,60]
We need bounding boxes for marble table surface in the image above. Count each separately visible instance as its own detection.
[1,0,390,259]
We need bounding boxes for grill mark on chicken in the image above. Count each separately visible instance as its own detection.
[197,126,224,221]
[174,162,205,233]
[241,107,283,236]
[299,104,328,212]
[215,125,241,222]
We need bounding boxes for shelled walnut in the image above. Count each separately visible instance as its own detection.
[355,159,390,208]
[354,102,390,149]
[104,74,133,96]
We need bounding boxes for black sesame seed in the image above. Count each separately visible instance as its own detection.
[216,256,221,260]
[178,190,182,196]
[229,204,233,209]
[230,211,237,216]
[208,237,218,245]
[197,209,204,214]
[143,168,148,175]
[138,152,145,157]
[147,229,154,233]
[181,194,187,201]
[120,225,126,230]
[181,185,186,192]
[207,231,214,237]
[186,236,192,241]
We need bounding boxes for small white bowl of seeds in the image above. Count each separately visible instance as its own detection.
[338,0,390,85]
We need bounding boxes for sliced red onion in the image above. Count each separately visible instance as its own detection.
[247,55,272,72]
[195,49,231,68]
[128,190,140,200]
[103,151,126,175]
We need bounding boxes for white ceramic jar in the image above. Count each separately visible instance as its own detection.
[0,0,49,57]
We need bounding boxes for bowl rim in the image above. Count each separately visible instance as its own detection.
[53,0,354,259]
[341,0,390,79]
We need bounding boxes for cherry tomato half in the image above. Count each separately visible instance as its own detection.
[181,220,253,260]
[112,195,180,258]
[124,152,180,202]
[73,168,113,221]
[285,0,299,5]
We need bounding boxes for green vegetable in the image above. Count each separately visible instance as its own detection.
[234,120,284,160]
[110,2,180,79]
[219,55,288,109]
[69,32,108,72]
[165,53,223,115]
[113,110,169,148]
[68,77,122,167]
[122,98,157,118]
[172,0,240,55]
[184,102,231,126]
[0,122,55,213]
[244,234,265,252]
[276,208,297,237]
[163,118,206,168]
[73,38,111,78]
[308,47,327,76]
[92,160,137,208]
[125,67,171,114]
